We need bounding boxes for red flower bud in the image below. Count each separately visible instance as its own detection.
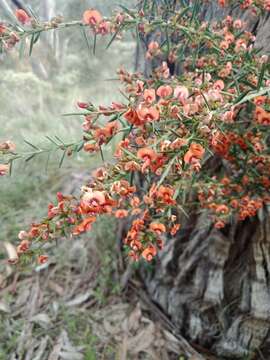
[15,9,30,25]
[77,101,89,109]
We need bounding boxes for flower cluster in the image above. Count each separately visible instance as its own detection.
[218,0,270,13]
[2,1,270,265]
[0,4,132,52]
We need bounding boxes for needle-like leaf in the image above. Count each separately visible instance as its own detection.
[80,26,92,56]
[24,139,39,150]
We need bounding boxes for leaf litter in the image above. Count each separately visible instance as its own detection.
[0,173,209,360]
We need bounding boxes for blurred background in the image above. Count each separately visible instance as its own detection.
[0,1,139,359]
[0,0,136,244]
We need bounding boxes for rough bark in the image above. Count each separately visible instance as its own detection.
[136,2,270,358]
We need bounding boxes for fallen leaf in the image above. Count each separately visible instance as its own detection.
[30,313,51,329]
[48,332,65,360]
[48,280,65,296]
[59,351,84,360]
[32,336,49,360]
[3,242,18,263]
[0,300,11,313]
[127,323,156,354]
[65,290,93,307]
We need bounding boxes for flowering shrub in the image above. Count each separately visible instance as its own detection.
[1,1,270,265]
[218,0,270,12]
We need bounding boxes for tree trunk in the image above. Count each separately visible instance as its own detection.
[136,2,270,358]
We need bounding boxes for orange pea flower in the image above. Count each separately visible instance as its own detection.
[142,245,157,261]
[0,141,16,152]
[18,230,28,240]
[77,101,89,109]
[170,138,188,150]
[94,121,119,145]
[111,180,136,196]
[84,143,99,153]
[137,147,157,163]
[106,120,119,136]
[135,136,147,146]
[233,19,243,29]
[137,148,158,172]
[156,85,173,98]
[125,230,138,244]
[149,222,166,235]
[157,186,176,205]
[264,0,270,11]
[131,219,145,231]
[0,164,9,176]
[235,39,247,52]
[255,107,270,125]
[115,209,128,218]
[115,138,130,158]
[0,25,6,34]
[97,20,110,35]
[131,208,142,216]
[17,240,30,254]
[218,0,226,7]
[224,33,235,45]
[170,223,181,235]
[124,161,140,172]
[157,239,164,250]
[128,250,140,261]
[130,196,140,208]
[137,105,160,123]
[124,108,142,126]
[254,96,266,106]
[220,41,229,50]
[148,41,159,52]
[72,216,96,235]
[82,191,106,207]
[28,223,46,239]
[230,199,239,209]
[130,239,143,251]
[93,129,109,144]
[211,132,231,157]
[146,41,160,58]
[184,151,195,164]
[48,203,60,219]
[174,86,189,103]
[213,80,225,91]
[83,9,102,26]
[184,143,205,164]
[37,255,49,265]
[214,220,225,229]
[240,0,253,8]
[215,205,229,214]
[92,167,107,181]
[190,143,205,158]
[143,89,156,104]
[15,9,30,24]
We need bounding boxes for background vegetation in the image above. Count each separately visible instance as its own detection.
[0,0,136,244]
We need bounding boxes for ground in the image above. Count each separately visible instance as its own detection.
[0,205,191,360]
